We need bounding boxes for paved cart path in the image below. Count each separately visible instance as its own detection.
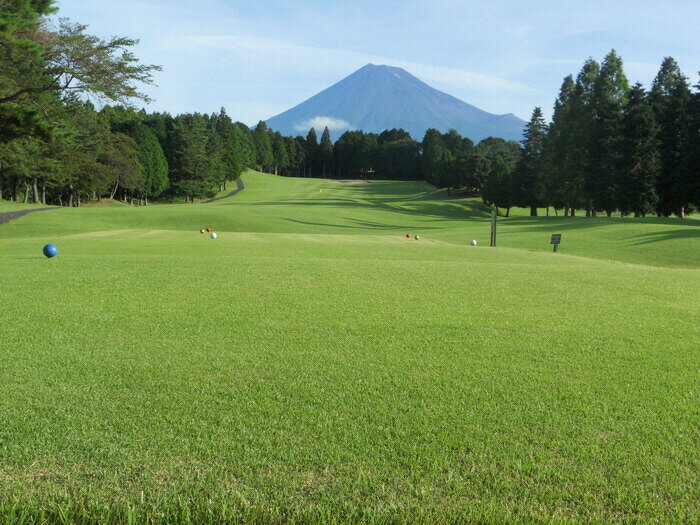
[0,207,59,226]
[201,178,245,203]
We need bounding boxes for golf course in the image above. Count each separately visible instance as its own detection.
[0,170,698,523]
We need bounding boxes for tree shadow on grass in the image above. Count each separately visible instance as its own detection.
[501,215,700,234]
[628,228,700,244]
[221,197,490,222]
[286,217,443,231]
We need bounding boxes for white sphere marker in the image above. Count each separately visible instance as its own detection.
[471,240,477,246]
[211,232,218,239]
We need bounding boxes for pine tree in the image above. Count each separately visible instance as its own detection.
[589,50,629,216]
[294,136,307,177]
[132,124,168,203]
[252,121,273,173]
[283,136,297,176]
[305,128,318,177]
[170,114,211,201]
[420,129,446,185]
[570,59,600,216]
[651,58,694,217]
[542,75,576,214]
[232,122,256,168]
[213,108,244,186]
[0,0,56,140]
[482,155,515,216]
[618,83,659,216]
[691,75,700,208]
[318,127,333,178]
[513,107,547,216]
[272,132,288,176]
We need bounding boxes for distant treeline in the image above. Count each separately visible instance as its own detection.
[2,0,699,216]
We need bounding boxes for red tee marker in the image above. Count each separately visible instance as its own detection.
[206,227,212,232]
[406,233,411,238]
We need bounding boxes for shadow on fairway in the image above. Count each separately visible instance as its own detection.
[286,217,443,231]
[223,196,490,221]
[500,215,700,235]
[629,228,700,244]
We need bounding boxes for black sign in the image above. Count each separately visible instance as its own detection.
[550,234,562,244]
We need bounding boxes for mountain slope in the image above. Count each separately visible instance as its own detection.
[264,64,526,142]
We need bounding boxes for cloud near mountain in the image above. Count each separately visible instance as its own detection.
[294,116,353,132]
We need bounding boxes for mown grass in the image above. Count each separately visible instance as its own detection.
[0,199,49,212]
[2,171,698,268]
[0,171,698,523]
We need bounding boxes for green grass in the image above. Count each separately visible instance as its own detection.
[0,171,698,522]
[2,171,698,268]
[0,199,49,212]
[79,198,132,208]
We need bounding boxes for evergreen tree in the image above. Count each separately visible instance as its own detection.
[589,49,629,216]
[441,129,474,158]
[318,127,334,178]
[376,139,420,180]
[432,149,455,191]
[420,128,446,185]
[1,1,159,141]
[283,136,297,176]
[474,137,521,170]
[358,133,378,179]
[513,107,547,215]
[376,130,419,180]
[462,154,490,192]
[131,124,168,203]
[691,75,700,208]
[213,108,244,186]
[205,122,226,191]
[651,58,694,217]
[232,122,256,168]
[252,121,274,173]
[482,155,515,216]
[271,132,288,176]
[305,128,318,177]
[169,114,213,201]
[618,83,659,216]
[542,75,576,214]
[570,59,600,215]
[0,0,56,140]
[293,136,307,177]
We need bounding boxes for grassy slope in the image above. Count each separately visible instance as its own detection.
[2,170,698,268]
[0,171,698,522]
[0,200,49,212]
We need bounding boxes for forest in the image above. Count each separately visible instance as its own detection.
[2,2,699,217]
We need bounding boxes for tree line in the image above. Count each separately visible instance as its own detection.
[2,3,698,215]
[485,52,700,218]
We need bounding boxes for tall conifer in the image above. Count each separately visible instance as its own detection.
[651,58,694,217]
[513,107,547,215]
[589,50,629,216]
[618,83,659,216]
[318,127,334,178]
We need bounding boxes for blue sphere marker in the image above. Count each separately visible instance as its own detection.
[43,243,58,258]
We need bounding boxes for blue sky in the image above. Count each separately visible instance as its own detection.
[55,0,700,125]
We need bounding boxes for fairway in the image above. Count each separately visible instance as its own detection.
[0,172,698,522]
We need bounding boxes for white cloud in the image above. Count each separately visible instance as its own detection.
[294,116,353,132]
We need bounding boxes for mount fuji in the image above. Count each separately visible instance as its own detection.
[264,64,525,142]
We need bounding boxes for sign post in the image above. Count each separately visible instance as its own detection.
[490,207,497,247]
[550,234,562,252]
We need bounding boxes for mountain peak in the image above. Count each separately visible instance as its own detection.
[264,65,525,142]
